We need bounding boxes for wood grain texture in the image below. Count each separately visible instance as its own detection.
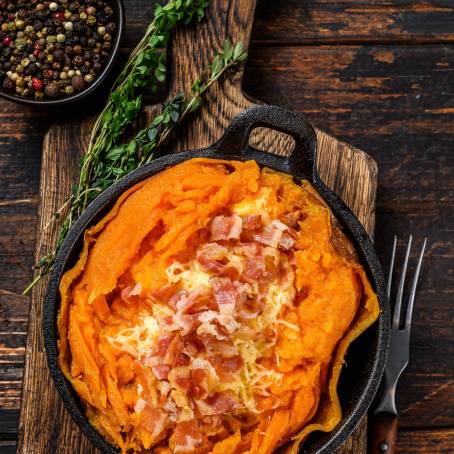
[15,1,376,453]
[121,0,454,47]
[369,413,398,454]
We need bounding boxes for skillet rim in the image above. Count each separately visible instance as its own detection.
[43,106,389,454]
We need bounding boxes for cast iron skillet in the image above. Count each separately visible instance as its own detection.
[43,104,390,453]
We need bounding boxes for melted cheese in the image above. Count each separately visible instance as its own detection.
[167,261,212,290]
[108,315,160,359]
[233,187,272,222]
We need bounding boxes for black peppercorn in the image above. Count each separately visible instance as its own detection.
[73,21,84,33]
[96,12,108,24]
[52,48,63,61]
[70,74,85,90]
[72,54,83,65]
[64,45,74,56]
[28,62,38,74]
[3,77,14,90]
[69,1,80,12]
[73,44,82,55]
[105,21,115,33]
[87,37,95,47]
[44,81,59,97]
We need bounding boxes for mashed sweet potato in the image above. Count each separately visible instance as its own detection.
[58,158,379,453]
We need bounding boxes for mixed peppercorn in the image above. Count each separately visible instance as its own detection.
[0,0,116,100]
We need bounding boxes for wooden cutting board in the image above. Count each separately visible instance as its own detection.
[17,1,377,452]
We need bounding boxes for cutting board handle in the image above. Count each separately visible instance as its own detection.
[168,0,257,94]
[213,105,318,179]
[166,0,259,151]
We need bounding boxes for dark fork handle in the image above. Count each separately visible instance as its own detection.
[369,412,398,454]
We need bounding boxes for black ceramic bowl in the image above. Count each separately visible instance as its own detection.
[0,0,124,107]
[43,105,390,453]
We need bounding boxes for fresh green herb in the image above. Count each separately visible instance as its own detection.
[23,38,247,295]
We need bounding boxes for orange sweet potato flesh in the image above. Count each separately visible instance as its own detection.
[58,159,379,453]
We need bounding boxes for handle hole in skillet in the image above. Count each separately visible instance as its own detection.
[248,127,296,157]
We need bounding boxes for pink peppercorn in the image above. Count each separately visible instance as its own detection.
[31,77,43,91]
[54,11,65,21]
[2,36,12,46]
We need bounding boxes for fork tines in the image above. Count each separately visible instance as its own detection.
[387,235,427,332]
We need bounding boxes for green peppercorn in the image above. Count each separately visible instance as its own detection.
[15,19,25,30]
[64,84,74,95]
[86,15,96,26]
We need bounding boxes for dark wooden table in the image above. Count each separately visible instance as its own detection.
[0,1,453,453]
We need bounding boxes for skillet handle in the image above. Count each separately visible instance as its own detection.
[213,105,318,180]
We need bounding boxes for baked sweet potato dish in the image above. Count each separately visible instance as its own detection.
[57,158,379,453]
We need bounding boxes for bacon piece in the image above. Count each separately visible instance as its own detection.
[196,392,240,416]
[197,311,239,335]
[155,333,176,359]
[190,367,208,400]
[235,242,263,258]
[151,364,171,380]
[242,256,266,282]
[210,276,237,314]
[242,214,262,230]
[210,214,242,241]
[174,352,191,367]
[182,334,204,357]
[196,243,228,274]
[253,219,289,248]
[172,312,199,336]
[198,333,238,357]
[168,290,188,310]
[149,283,179,302]
[282,210,301,227]
[120,282,142,303]
[211,354,244,373]
[278,232,296,250]
[142,407,167,438]
[173,419,203,453]
[168,366,192,393]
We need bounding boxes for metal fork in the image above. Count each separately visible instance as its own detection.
[369,235,427,454]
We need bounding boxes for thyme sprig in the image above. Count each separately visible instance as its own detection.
[23,39,247,295]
